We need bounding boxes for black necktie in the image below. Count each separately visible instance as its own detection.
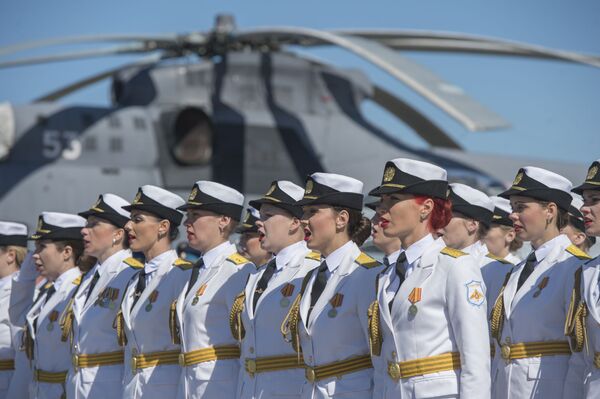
[253,258,277,311]
[383,257,390,268]
[84,270,100,304]
[131,269,147,310]
[516,252,537,292]
[44,284,56,304]
[388,252,407,312]
[185,258,204,297]
[307,261,329,320]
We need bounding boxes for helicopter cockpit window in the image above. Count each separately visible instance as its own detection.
[172,108,213,166]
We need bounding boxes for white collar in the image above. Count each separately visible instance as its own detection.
[463,240,487,256]
[324,240,354,273]
[404,234,435,265]
[202,241,234,268]
[54,267,80,291]
[385,249,402,266]
[144,250,173,275]
[275,241,307,271]
[97,249,130,274]
[0,271,16,290]
[533,234,570,262]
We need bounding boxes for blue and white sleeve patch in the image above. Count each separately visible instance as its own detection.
[465,280,485,307]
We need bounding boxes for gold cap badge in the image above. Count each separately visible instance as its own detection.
[513,172,524,186]
[305,180,314,194]
[189,186,198,201]
[266,183,276,196]
[133,191,142,204]
[587,165,598,181]
[383,166,395,183]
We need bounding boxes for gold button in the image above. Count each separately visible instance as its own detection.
[501,344,511,360]
[249,347,254,354]
[178,353,186,367]
[246,359,257,374]
[387,362,401,380]
[130,357,138,373]
[72,355,79,368]
[305,368,316,383]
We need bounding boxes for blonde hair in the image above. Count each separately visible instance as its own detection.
[1,246,28,268]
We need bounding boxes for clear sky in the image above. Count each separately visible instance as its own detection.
[1,0,599,165]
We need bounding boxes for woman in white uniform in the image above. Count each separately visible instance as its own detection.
[369,158,490,399]
[64,194,137,399]
[484,196,522,265]
[233,180,320,399]
[237,207,272,268]
[17,212,85,399]
[366,200,402,269]
[175,180,254,399]
[281,172,382,399]
[562,193,596,254]
[117,185,192,399]
[564,159,600,398]
[0,221,28,399]
[489,166,590,399]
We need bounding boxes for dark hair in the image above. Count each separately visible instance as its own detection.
[414,196,453,231]
[334,207,372,247]
[54,240,85,265]
[168,224,180,242]
[476,222,490,241]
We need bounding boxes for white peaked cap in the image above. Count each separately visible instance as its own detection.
[523,166,573,193]
[490,196,511,214]
[389,158,448,181]
[277,180,305,201]
[450,183,495,212]
[42,212,86,228]
[195,181,244,205]
[102,193,131,218]
[311,172,363,194]
[0,221,28,236]
[141,185,186,209]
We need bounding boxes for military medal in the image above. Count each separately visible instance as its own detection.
[408,288,422,316]
[280,283,295,307]
[533,277,549,298]
[145,290,159,312]
[328,293,344,318]
[192,284,207,306]
[47,310,59,331]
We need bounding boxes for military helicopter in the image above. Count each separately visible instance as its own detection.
[1,14,599,227]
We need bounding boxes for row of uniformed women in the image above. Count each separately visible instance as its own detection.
[0,157,598,399]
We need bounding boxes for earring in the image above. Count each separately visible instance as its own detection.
[112,237,117,246]
[420,213,426,222]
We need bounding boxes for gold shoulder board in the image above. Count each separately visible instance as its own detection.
[485,253,512,265]
[123,257,144,269]
[173,258,193,270]
[227,253,250,266]
[441,247,467,258]
[305,251,321,261]
[355,252,381,269]
[566,245,592,260]
[72,275,82,286]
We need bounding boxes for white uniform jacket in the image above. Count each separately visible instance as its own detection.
[120,249,192,399]
[297,241,383,399]
[65,249,137,399]
[236,241,320,399]
[574,256,600,398]
[175,241,254,399]
[26,267,82,399]
[0,272,20,399]
[491,235,588,399]
[373,235,490,399]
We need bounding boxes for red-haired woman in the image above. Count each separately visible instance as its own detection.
[369,158,490,399]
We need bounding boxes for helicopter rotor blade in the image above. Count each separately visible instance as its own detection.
[0,34,180,57]
[33,53,164,102]
[0,43,157,69]
[237,28,510,131]
[371,85,463,149]
[334,30,600,67]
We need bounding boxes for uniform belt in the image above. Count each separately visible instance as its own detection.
[130,349,180,372]
[179,345,240,367]
[0,359,14,371]
[387,352,460,380]
[245,354,305,376]
[72,350,124,369]
[34,369,68,383]
[305,354,372,383]
[594,352,600,369]
[500,340,571,361]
